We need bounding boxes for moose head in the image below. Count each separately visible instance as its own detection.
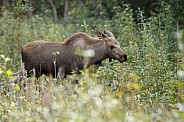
[95,29,127,63]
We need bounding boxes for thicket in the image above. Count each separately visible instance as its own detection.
[0,1,184,121]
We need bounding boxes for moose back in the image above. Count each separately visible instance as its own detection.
[20,29,127,78]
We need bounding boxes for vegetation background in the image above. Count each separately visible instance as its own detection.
[0,0,184,121]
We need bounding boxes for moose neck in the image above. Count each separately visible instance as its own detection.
[88,40,108,65]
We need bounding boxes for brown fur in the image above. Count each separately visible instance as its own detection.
[19,29,127,78]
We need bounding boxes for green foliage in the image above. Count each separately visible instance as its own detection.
[0,2,184,122]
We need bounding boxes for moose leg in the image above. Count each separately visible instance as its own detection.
[71,62,79,84]
[94,62,102,72]
[57,67,66,79]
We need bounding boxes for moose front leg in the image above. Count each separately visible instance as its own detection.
[94,62,102,72]
[57,67,66,79]
[71,62,79,84]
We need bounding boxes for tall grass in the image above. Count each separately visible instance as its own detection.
[0,4,184,122]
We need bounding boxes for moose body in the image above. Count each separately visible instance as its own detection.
[21,29,127,78]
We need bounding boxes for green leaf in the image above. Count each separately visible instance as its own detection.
[36,100,42,104]
[52,51,60,55]
[6,70,12,77]
[14,85,20,91]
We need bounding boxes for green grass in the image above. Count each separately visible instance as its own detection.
[0,5,184,122]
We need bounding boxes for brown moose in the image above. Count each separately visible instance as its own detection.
[15,29,127,79]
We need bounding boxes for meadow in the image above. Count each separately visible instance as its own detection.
[0,3,184,122]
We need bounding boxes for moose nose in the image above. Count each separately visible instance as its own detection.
[122,54,127,62]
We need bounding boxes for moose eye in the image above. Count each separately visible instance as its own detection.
[110,45,115,50]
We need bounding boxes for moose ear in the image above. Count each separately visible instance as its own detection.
[95,28,106,39]
[104,30,113,37]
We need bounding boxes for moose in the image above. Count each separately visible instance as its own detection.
[14,29,127,79]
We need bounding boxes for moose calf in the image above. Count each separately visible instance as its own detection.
[14,29,127,79]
